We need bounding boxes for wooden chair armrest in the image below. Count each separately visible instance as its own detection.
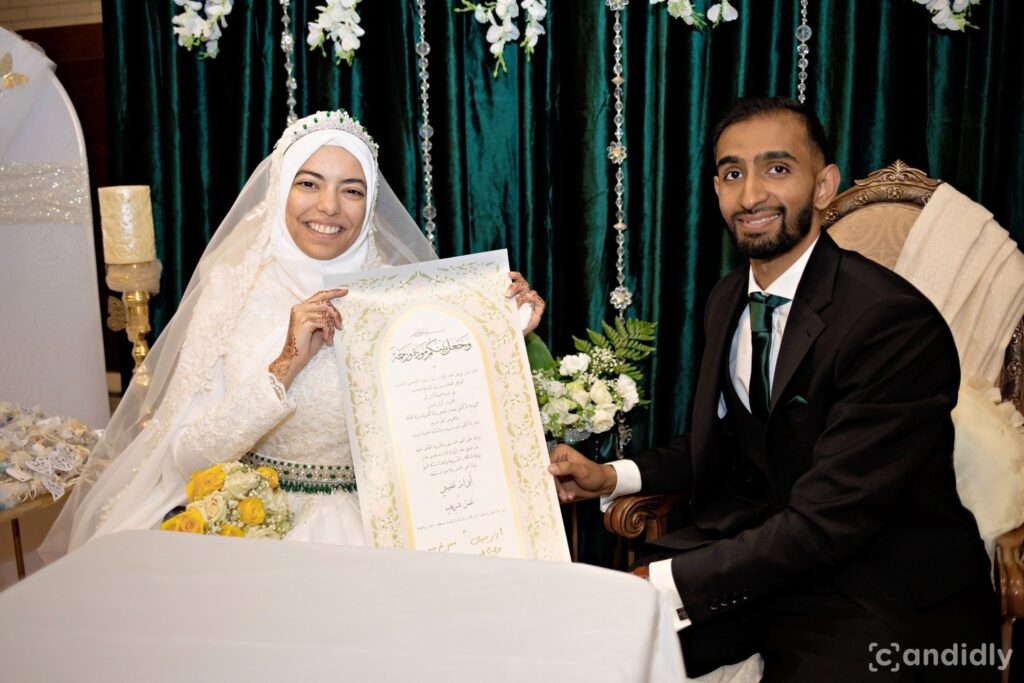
[603,494,681,541]
[995,523,1024,619]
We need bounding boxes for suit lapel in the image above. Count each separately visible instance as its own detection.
[698,272,749,416]
[770,232,841,411]
[691,269,749,485]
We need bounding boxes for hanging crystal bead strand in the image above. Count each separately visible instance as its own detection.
[416,0,436,250]
[280,0,298,125]
[606,0,632,322]
[796,0,811,104]
[606,0,633,458]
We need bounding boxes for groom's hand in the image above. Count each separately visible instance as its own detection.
[547,444,618,503]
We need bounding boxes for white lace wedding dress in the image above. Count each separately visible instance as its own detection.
[167,262,365,545]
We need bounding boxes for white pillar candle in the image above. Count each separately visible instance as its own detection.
[98,185,156,264]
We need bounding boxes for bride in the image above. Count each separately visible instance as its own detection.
[43,110,544,556]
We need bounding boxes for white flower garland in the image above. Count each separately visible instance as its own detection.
[913,0,983,31]
[649,0,738,28]
[172,0,984,68]
[306,0,366,66]
[459,0,547,78]
[171,0,234,59]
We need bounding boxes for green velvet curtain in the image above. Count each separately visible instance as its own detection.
[103,0,1023,563]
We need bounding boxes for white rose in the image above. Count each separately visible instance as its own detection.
[199,492,227,524]
[590,408,615,434]
[267,491,291,517]
[590,380,613,406]
[223,470,259,498]
[568,383,591,408]
[559,353,591,377]
[542,398,579,426]
[617,374,639,412]
[220,460,244,475]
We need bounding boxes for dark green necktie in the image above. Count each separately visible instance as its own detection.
[748,292,790,419]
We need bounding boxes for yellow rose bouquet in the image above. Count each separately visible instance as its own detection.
[161,462,293,539]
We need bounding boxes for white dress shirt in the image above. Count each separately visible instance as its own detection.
[604,237,820,630]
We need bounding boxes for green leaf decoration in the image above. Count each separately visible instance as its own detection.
[598,318,657,361]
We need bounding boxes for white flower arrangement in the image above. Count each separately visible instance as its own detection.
[307,0,366,66]
[913,0,982,31]
[649,0,738,28]
[533,318,655,443]
[162,461,294,539]
[458,0,547,78]
[172,0,234,59]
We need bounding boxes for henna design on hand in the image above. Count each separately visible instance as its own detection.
[268,288,347,389]
[269,328,299,385]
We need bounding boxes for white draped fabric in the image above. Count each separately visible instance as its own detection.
[0,530,685,682]
[0,27,108,429]
[894,182,1024,386]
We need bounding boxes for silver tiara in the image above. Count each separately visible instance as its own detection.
[277,109,379,159]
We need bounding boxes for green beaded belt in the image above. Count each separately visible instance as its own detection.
[241,452,357,495]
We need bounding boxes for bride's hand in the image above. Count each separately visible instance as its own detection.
[507,271,546,336]
[269,288,347,389]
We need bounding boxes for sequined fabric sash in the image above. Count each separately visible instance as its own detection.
[241,452,357,495]
[0,160,90,225]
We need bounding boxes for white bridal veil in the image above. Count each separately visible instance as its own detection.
[42,111,435,559]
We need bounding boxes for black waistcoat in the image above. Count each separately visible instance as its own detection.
[695,359,773,537]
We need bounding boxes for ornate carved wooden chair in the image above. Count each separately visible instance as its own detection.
[821,160,1023,408]
[604,160,1024,668]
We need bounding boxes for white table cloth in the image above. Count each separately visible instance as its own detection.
[0,530,684,681]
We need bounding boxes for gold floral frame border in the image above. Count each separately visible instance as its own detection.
[329,252,569,562]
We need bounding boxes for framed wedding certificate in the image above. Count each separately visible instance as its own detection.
[326,251,570,562]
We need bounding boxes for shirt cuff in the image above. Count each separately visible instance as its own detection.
[649,558,691,631]
[598,459,642,512]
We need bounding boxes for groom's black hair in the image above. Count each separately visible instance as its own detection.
[710,96,835,169]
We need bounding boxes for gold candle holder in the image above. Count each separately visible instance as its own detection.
[105,262,162,385]
[98,186,161,384]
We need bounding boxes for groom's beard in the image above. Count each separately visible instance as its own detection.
[727,198,814,260]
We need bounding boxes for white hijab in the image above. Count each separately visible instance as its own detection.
[269,130,379,299]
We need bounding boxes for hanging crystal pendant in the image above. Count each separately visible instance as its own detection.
[796,0,812,104]
[280,0,297,125]
[416,0,436,251]
[607,0,632,321]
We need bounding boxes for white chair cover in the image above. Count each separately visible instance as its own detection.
[0,27,108,429]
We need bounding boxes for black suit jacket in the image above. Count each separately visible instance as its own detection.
[634,232,995,651]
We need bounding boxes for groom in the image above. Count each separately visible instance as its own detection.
[548,97,999,681]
